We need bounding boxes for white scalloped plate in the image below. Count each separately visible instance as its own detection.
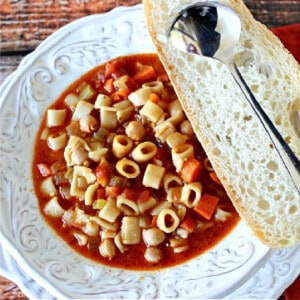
[0,4,299,299]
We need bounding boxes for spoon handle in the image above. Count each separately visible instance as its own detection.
[227,61,300,194]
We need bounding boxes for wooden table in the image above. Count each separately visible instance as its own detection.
[0,0,299,299]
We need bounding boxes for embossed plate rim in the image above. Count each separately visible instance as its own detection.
[1,4,298,299]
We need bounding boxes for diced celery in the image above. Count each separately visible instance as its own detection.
[94,127,108,142]
[93,199,107,210]
[77,82,95,101]
[65,93,79,111]
[64,168,74,181]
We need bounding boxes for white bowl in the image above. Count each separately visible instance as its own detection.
[0,4,299,299]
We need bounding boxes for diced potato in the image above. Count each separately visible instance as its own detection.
[44,196,64,217]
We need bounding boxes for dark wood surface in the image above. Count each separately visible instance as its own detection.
[0,0,299,299]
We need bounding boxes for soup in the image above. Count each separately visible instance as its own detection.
[32,54,239,270]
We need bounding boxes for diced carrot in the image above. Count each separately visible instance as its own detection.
[37,163,52,177]
[123,188,140,201]
[93,199,107,210]
[209,171,222,185]
[103,78,115,93]
[111,89,130,102]
[138,189,151,203]
[194,194,219,220]
[180,157,201,183]
[180,218,196,234]
[148,92,160,103]
[133,65,156,84]
[151,215,158,227]
[105,186,122,198]
[94,158,111,187]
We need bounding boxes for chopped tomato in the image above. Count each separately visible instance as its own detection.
[96,187,106,199]
[123,188,140,201]
[105,59,127,79]
[138,189,151,203]
[111,89,131,102]
[133,65,156,84]
[103,78,115,93]
[180,218,196,234]
[105,186,122,198]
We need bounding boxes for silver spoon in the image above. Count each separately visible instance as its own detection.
[168,1,300,193]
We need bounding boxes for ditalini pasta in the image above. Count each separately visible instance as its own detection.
[33,54,239,270]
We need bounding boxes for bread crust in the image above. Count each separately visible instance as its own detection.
[143,0,300,248]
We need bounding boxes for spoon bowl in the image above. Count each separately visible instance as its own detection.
[168,2,241,63]
[167,1,300,192]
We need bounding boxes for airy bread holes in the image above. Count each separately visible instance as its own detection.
[257,199,270,210]
[289,205,298,215]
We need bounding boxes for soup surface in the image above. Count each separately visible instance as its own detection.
[32,54,239,270]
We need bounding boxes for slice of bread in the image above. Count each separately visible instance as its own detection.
[143,0,300,248]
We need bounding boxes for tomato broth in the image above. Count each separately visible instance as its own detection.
[32,54,239,270]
